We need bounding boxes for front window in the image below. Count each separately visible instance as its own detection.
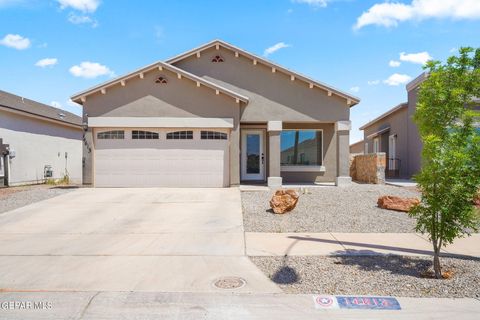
[280,130,323,166]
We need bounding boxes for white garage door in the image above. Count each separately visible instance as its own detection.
[94,128,229,187]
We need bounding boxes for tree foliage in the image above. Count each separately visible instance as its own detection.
[410,47,480,279]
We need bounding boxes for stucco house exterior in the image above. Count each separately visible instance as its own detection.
[358,74,427,179]
[0,90,83,186]
[358,72,479,179]
[71,40,360,188]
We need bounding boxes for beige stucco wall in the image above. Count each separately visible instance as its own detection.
[81,67,241,185]
[363,107,409,177]
[0,110,83,185]
[173,47,350,123]
[406,88,423,177]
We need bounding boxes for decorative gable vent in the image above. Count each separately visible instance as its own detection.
[155,76,168,84]
[211,55,224,63]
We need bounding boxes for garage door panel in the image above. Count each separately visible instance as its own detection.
[94,129,229,188]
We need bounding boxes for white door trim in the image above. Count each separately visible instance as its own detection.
[389,134,397,170]
[241,129,266,181]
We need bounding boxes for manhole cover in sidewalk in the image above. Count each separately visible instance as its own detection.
[213,277,246,289]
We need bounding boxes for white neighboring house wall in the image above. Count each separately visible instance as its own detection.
[0,109,83,186]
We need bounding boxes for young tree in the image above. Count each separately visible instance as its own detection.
[410,47,480,279]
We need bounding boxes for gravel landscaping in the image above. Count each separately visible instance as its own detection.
[0,184,76,214]
[242,183,420,233]
[250,255,480,298]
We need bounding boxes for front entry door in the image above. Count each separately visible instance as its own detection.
[241,130,265,181]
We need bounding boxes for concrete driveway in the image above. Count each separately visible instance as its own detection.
[0,188,280,293]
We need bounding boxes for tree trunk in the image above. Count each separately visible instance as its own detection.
[433,248,442,279]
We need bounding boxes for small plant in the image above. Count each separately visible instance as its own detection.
[58,174,70,185]
[44,174,70,186]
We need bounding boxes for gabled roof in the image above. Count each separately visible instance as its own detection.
[166,39,360,106]
[359,103,408,130]
[406,72,428,92]
[0,90,82,127]
[71,61,249,105]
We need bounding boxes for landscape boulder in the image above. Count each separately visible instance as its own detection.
[270,189,300,214]
[377,195,420,212]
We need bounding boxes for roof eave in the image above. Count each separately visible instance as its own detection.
[70,60,249,104]
[359,103,408,130]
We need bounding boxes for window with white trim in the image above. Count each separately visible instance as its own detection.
[97,130,124,139]
[373,138,380,153]
[201,131,227,140]
[132,130,159,140]
[166,131,193,140]
[280,130,323,166]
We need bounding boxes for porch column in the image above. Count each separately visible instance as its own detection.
[335,120,352,186]
[267,121,282,187]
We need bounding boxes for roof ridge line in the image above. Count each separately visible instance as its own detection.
[166,39,360,105]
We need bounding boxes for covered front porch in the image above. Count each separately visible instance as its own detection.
[239,120,352,187]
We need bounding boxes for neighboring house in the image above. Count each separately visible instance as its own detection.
[71,39,360,188]
[359,73,428,178]
[359,102,409,178]
[0,90,83,186]
[359,72,479,179]
[349,140,364,155]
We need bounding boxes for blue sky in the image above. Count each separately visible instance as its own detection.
[1,0,479,143]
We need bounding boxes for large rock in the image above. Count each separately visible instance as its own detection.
[377,195,420,212]
[270,189,300,214]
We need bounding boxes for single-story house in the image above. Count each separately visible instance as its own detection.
[349,140,364,155]
[358,73,427,178]
[71,39,360,188]
[358,72,479,179]
[359,102,410,178]
[0,90,83,186]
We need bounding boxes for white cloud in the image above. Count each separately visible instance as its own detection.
[389,60,401,67]
[292,0,328,7]
[0,34,30,50]
[263,42,291,57]
[354,0,480,30]
[384,73,412,86]
[57,0,99,13]
[68,13,98,27]
[35,58,58,68]
[69,61,114,79]
[368,80,380,85]
[350,86,360,93]
[399,51,432,65]
[154,25,165,40]
[51,101,62,108]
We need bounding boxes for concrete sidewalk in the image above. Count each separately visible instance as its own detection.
[0,291,479,320]
[246,232,480,257]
